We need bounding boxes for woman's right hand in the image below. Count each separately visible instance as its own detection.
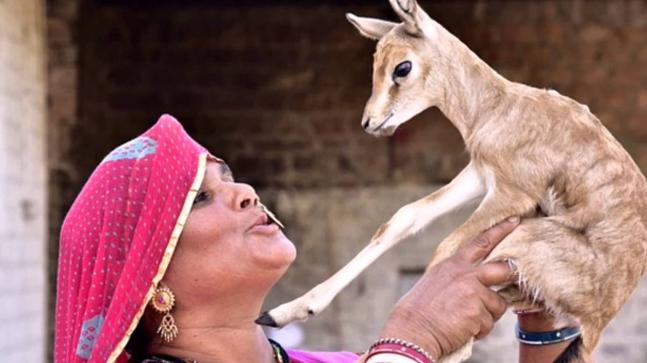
[380,217,519,359]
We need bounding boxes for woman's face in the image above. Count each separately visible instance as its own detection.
[165,160,296,302]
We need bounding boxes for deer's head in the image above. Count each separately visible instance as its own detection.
[347,0,443,137]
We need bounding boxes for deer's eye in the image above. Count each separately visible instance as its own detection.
[393,61,412,79]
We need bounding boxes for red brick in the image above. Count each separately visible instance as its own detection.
[639,91,647,110]
[626,115,647,139]
[580,25,613,43]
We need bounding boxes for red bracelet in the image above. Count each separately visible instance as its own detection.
[513,308,544,316]
[367,339,436,363]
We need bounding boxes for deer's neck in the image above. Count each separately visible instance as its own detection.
[434,34,509,145]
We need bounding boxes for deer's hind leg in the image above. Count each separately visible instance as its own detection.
[483,217,618,361]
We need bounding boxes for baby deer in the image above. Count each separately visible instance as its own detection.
[258,1,647,362]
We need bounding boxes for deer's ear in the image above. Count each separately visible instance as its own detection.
[388,0,434,37]
[346,13,396,40]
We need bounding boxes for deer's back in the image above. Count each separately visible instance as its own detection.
[473,85,647,243]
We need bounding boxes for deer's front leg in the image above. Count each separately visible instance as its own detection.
[258,163,486,328]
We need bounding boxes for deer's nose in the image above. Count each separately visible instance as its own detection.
[362,117,371,130]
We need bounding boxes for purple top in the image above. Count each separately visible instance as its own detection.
[287,349,360,363]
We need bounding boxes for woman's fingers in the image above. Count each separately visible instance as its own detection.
[478,285,508,321]
[475,263,513,326]
[380,216,520,356]
[476,261,515,287]
[458,217,520,263]
[475,306,495,340]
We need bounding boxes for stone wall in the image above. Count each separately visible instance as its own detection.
[0,0,48,361]
[46,0,80,358]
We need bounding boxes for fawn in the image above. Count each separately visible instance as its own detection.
[258,1,647,362]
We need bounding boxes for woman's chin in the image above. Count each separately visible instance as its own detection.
[248,231,297,270]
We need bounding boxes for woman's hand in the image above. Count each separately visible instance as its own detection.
[380,217,519,359]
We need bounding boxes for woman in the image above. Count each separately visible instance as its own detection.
[55,115,580,363]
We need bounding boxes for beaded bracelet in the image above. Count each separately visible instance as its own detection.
[367,338,437,363]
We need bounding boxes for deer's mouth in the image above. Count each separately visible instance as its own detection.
[371,112,397,136]
[374,112,394,130]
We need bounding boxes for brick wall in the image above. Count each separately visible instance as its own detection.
[0,0,48,361]
[71,0,647,192]
[73,1,451,191]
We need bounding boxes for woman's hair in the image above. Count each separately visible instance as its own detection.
[126,307,159,362]
[126,323,150,362]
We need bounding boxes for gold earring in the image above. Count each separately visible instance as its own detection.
[150,284,178,342]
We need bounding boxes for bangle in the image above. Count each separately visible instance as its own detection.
[515,323,581,346]
[366,352,421,363]
[367,338,437,363]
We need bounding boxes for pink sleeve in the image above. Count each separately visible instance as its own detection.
[287,349,360,363]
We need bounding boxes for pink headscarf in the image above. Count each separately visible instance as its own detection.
[55,115,211,362]
[55,114,358,363]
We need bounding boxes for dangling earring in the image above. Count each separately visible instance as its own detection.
[150,283,179,342]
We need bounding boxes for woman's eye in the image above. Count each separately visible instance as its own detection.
[393,61,412,79]
[193,191,209,205]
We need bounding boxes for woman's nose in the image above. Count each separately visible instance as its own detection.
[233,183,259,210]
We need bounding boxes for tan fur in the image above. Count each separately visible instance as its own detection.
[264,1,647,362]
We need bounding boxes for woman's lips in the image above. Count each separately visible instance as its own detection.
[253,214,269,227]
[250,223,280,235]
[249,214,279,235]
